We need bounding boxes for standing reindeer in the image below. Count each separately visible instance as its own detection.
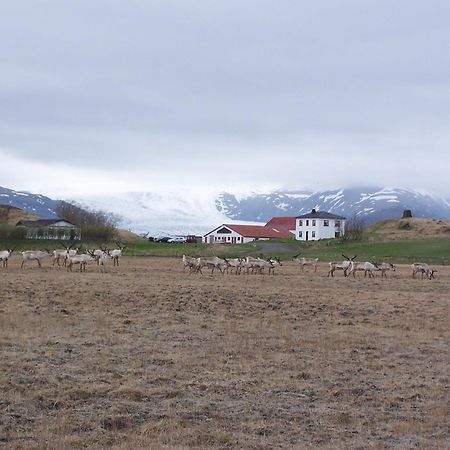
[0,248,14,268]
[52,242,78,267]
[292,253,319,272]
[328,254,357,277]
[110,242,125,267]
[21,250,52,269]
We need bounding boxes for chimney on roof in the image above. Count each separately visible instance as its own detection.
[311,208,316,214]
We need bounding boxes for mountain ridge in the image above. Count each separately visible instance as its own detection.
[216,187,450,224]
[1,185,450,234]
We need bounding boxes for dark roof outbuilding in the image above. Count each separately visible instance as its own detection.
[16,219,76,227]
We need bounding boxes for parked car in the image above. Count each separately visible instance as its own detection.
[154,236,172,243]
[167,237,187,243]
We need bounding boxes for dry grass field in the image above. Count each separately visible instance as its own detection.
[0,205,38,225]
[1,257,449,449]
[369,218,450,241]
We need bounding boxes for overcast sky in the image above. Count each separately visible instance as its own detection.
[1,0,450,198]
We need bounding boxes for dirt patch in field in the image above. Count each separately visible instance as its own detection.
[0,257,449,449]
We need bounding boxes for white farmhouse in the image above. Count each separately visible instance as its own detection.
[204,223,292,244]
[295,209,346,241]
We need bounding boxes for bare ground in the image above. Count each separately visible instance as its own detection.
[0,257,449,449]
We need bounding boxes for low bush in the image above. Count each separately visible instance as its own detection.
[0,224,26,240]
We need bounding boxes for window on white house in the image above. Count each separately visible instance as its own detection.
[312,219,316,226]
[299,220,303,226]
[335,220,340,227]
[299,231,303,238]
[324,220,329,227]
[312,231,316,238]
[335,231,340,238]
[306,220,309,226]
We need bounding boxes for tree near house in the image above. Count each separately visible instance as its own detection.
[55,201,120,242]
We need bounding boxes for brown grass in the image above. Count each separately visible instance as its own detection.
[369,217,450,240]
[0,257,449,449]
[0,205,38,225]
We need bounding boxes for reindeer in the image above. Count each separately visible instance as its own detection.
[52,242,77,267]
[267,257,282,275]
[21,250,52,269]
[327,254,357,277]
[411,263,436,280]
[348,261,379,278]
[110,241,125,267]
[195,256,229,275]
[0,248,14,268]
[66,250,96,272]
[92,247,109,265]
[182,254,198,272]
[292,253,319,272]
[97,249,113,273]
[377,262,396,278]
[223,257,245,274]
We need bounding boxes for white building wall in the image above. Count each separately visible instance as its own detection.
[204,227,271,244]
[52,221,74,228]
[204,228,248,244]
[295,218,346,241]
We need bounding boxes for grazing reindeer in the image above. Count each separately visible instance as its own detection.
[250,257,276,275]
[348,261,379,278]
[195,256,229,275]
[411,263,436,280]
[377,262,396,278]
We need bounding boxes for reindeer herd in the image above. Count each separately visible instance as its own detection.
[182,255,283,275]
[182,253,438,279]
[0,244,439,279]
[0,242,125,273]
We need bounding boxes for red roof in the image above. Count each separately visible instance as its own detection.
[265,216,296,231]
[224,224,292,239]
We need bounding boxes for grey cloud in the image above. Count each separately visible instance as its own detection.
[0,1,449,193]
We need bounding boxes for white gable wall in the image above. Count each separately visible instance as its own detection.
[204,226,271,244]
[204,226,247,244]
[295,218,346,241]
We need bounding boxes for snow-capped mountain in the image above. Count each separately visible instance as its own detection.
[73,191,243,236]
[0,186,59,218]
[2,185,450,234]
[0,185,239,235]
[216,187,450,224]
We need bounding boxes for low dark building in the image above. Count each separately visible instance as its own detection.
[16,219,81,240]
